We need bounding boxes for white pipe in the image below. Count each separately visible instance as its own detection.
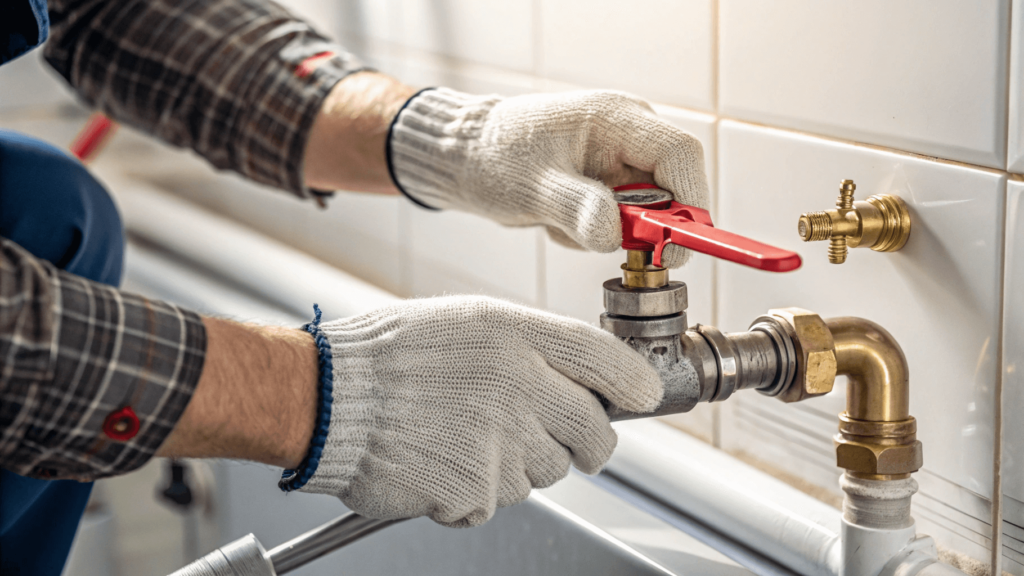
[113,182,399,320]
[609,421,975,576]
[609,420,844,576]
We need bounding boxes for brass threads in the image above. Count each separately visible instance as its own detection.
[828,236,848,264]
[797,179,911,264]
[866,194,911,252]
[798,212,832,241]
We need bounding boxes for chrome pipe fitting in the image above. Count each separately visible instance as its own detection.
[600,278,810,416]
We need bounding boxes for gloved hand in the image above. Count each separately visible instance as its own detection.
[387,88,709,268]
[296,296,662,527]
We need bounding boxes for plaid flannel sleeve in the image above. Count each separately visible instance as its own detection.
[44,0,365,198]
[0,238,206,480]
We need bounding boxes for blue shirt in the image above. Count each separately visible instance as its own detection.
[2,0,49,65]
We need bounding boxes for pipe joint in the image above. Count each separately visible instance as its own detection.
[826,317,921,479]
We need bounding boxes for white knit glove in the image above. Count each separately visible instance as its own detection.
[296,296,662,527]
[388,88,710,267]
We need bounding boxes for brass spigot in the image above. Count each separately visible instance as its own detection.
[798,179,912,264]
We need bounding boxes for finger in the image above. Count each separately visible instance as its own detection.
[521,311,663,413]
[534,370,617,474]
[435,507,495,529]
[429,478,498,528]
[534,168,622,254]
[496,463,533,509]
[607,105,710,212]
[660,243,692,268]
[523,423,573,489]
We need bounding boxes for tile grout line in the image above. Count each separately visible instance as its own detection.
[993,181,1007,575]
[993,1,1014,571]
[711,0,720,113]
[363,40,1019,179]
[710,0,722,449]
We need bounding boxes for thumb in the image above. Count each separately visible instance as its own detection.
[536,168,623,254]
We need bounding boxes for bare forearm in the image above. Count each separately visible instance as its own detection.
[156,318,318,469]
[303,72,418,194]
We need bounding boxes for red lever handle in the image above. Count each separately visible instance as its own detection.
[613,184,802,272]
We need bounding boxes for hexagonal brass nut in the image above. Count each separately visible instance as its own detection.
[834,436,924,475]
[769,308,837,403]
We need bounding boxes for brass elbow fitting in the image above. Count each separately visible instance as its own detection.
[798,180,912,264]
[828,317,923,479]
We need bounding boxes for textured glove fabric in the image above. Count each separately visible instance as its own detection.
[389,88,710,268]
[299,296,663,527]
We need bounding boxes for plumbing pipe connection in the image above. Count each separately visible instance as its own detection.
[829,317,922,482]
[151,180,953,576]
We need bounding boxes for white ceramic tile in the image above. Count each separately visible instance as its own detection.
[1005,495,1024,575]
[717,120,1004,553]
[394,0,533,72]
[301,192,404,295]
[1009,0,1024,173]
[405,205,539,304]
[1004,179,1024,569]
[539,0,714,111]
[397,53,538,95]
[914,471,998,566]
[719,0,1009,169]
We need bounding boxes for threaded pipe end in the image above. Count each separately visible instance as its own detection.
[798,211,832,241]
[829,236,848,264]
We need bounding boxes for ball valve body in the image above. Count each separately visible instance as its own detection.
[599,184,832,417]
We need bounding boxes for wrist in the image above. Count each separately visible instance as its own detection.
[157,318,319,470]
[302,72,417,194]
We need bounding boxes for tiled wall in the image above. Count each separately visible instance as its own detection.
[309,1,1020,570]
[1,0,1021,572]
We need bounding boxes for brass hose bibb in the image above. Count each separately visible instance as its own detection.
[797,180,912,264]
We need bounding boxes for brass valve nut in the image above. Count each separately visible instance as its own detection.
[834,437,923,477]
[764,308,837,403]
[834,415,923,477]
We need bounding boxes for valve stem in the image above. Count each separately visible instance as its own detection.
[837,179,856,209]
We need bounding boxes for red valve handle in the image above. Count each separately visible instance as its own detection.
[613,184,802,272]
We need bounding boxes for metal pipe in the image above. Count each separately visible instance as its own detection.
[828,317,909,422]
[828,317,921,482]
[268,513,403,574]
[114,182,400,319]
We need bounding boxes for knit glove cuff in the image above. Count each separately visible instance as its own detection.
[293,319,380,497]
[388,88,503,210]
